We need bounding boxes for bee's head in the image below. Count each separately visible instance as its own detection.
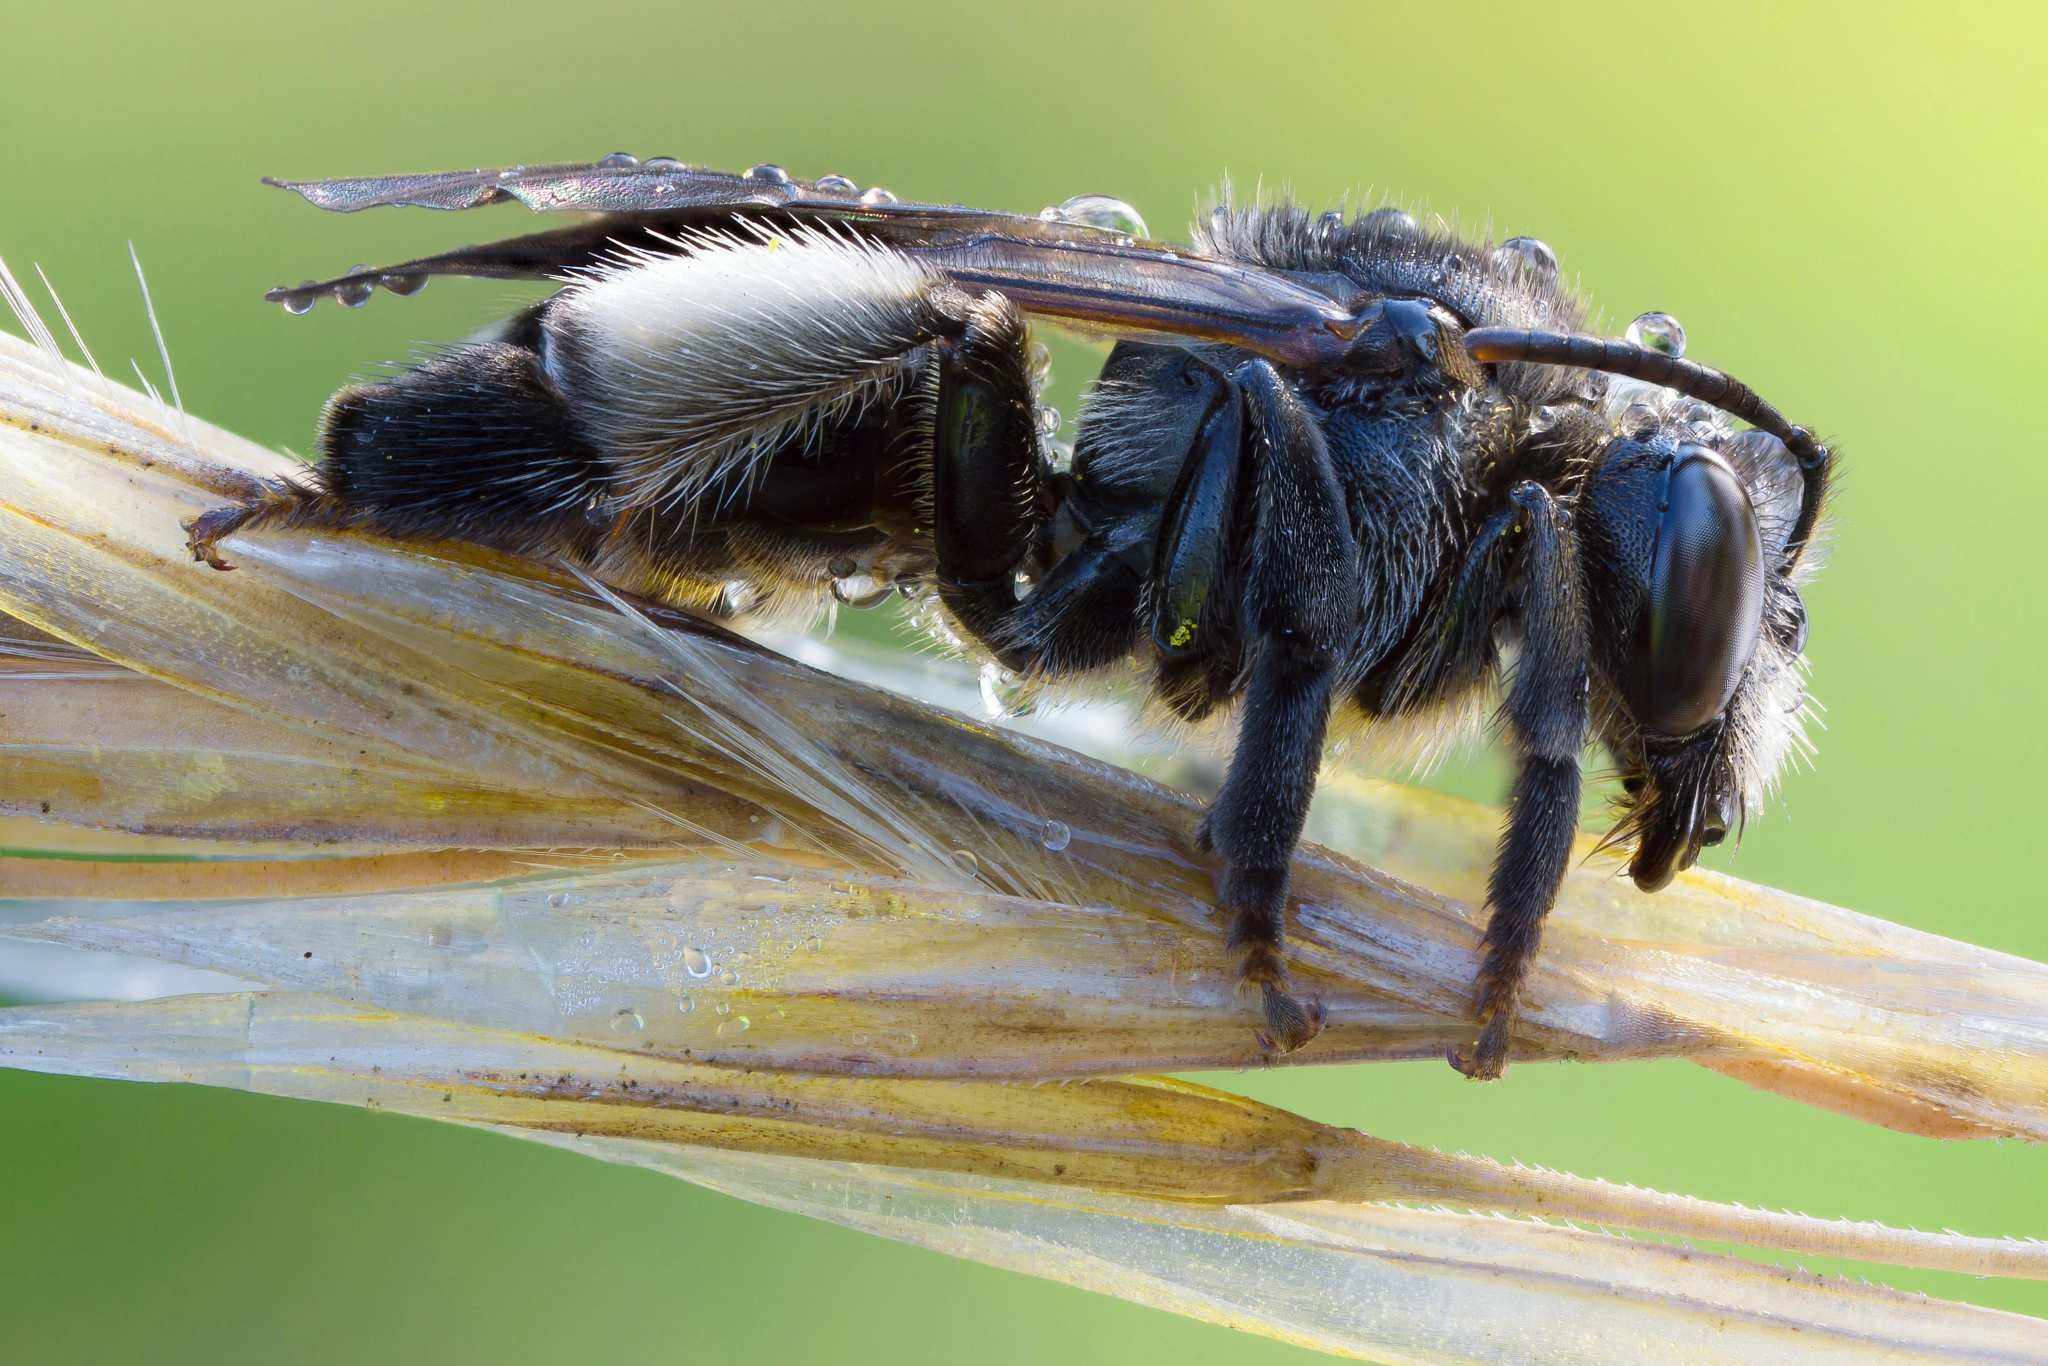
[1467,326,1830,891]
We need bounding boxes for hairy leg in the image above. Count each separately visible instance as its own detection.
[1450,482,1589,1079]
[1200,359,1361,1052]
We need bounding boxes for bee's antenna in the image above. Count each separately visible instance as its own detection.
[1466,327,1829,566]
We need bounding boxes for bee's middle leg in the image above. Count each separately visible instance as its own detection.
[1199,359,1361,1053]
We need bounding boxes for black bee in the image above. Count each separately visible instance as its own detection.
[190,155,1830,1077]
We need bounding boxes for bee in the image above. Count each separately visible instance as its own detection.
[189,154,1830,1077]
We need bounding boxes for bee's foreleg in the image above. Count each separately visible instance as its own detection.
[1450,482,1588,1079]
[1203,359,1361,1053]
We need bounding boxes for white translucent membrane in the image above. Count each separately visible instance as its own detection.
[4,311,2047,1355]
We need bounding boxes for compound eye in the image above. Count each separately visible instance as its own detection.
[1627,447,1765,736]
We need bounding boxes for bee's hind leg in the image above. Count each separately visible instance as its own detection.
[184,479,328,570]
[186,338,614,571]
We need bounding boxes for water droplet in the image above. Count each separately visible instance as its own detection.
[598,152,640,168]
[885,1030,919,1054]
[833,576,894,609]
[610,1007,644,1034]
[851,1033,869,1046]
[546,892,571,908]
[334,272,374,308]
[716,1016,751,1038]
[714,1001,731,1016]
[678,996,696,1015]
[859,186,898,205]
[805,936,825,952]
[644,156,684,171]
[1317,210,1346,234]
[282,286,317,316]
[380,273,428,297]
[744,163,791,184]
[1362,206,1418,236]
[951,848,981,877]
[815,174,858,194]
[1037,406,1061,435]
[683,946,712,978]
[978,662,1033,718]
[1626,311,1686,359]
[1041,194,1148,240]
[1039,819,1071,852]
[1622,401,1660,437]
[1498,236,1558,279]
[718,969,739,986]
[1028,341,1053,387]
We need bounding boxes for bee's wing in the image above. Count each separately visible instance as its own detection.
[260,159,1363,366]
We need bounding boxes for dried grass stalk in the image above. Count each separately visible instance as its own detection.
[2,310,2043,1361]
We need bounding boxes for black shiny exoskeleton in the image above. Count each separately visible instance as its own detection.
[190,156,1832,1076]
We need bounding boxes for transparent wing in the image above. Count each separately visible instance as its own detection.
[259,158,1363,365]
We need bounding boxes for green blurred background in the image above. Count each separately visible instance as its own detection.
[3,1,2044,1359]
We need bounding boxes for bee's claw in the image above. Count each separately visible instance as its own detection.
[1447,1000,1514,1079]
[1255,983,1324,1053]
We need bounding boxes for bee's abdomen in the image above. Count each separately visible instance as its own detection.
[315,342,613,556]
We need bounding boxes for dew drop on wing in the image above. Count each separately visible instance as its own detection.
[334,270,374,309]
[683,946,712,978]
[611,1008,644,1034]
[859,186,897,205]
[1499,235,1559,279]
[744,163,791,184]
[1040,820,1071,852]
[1361,206,1418,236]
[952,849,981,877]
[1626,311,1687,359]
[719,969,739,986]
[598,152,639,168]
[678,995,696,1015]
[1041,194,1148,240]
[716,1016,750,1038]
[815,174,858,193]
[714,1001,731,1017]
